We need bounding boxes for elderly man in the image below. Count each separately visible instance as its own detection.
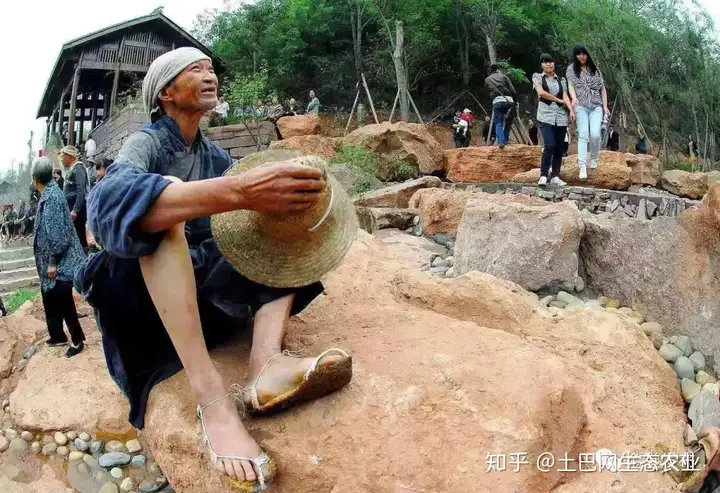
[31,158,86,357]
[76,47,350,489]
[59,146,88,250]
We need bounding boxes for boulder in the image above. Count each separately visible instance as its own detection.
[343,122,444,175]
[623,153,662,187]
[9,330,131,434]
[661,169,713,199]
[407,188,476,236]
[268,135,340,159]
[513,152,633,190]
[142,232,684,493]
[356,207,417,234]
[354,176,442,208]
[371,229,446,270]
[276,115,320,139]
[445,146,542,183]
[454,194,584,291]
[580,197,720,373]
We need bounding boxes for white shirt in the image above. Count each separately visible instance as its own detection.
[215,101,230,119]
[84,138,96,158]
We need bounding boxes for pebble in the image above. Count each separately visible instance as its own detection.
[675,336,693,357]
[684,424,699,446]
[106,440,126,453]
[670,336,679,344]
[649,333,664,350]
[427,266,448,276]
[539,296,554,307]
[548,306,563,317]
[83,454,99,467]
[126,439,143,454]
[4,429,17,440]
[572,276,585,293]
[78,432,91,442]
[99,452,132,468]
[110,467,124,479]
[22,347,38,359]
[54,431,68,446]
[618,307,633,316]
[704,383,720,396]
[42,443,57,456]
[69,451,84,462]
[0,400,7,409]
[9,438,28,454]
[630,311,645,324]
[584,300,602,309]
[99,482,120,493]
[444,267,455,278]
[674,356,696,380]
[433,234,452,247]
[659,344,684,363]
[120,478,136,492]
[131,454,147,468]
[0,436,8,452]
[697,371,717,386]
[90,440,105,455]
[30,442,40,454]
[641,322,663,336]
[598,296,610,307]
[549,301,567,309]
[21,431,34,442]
[42,434,54,444]
[75,438,89,452]
[556,291,584,309]
[139,476,169,493]
[94,471,112,483]
[77,462,90,475]
[431,258,449,269]
[689,352,706,372]
[57,445,69,458]
[66,430,78,441]
[148,462,163,476]
[412,215,420,226]
[681,378,702,403]
[445,256,454,267]
[15,360,27,372]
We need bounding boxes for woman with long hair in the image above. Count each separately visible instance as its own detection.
[566,45,609,180]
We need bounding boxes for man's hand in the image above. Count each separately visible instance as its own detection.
[47,266,57,279]
[234,162,325,214]
[70,211,77,221]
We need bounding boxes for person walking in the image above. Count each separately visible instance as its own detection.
[566,45,609,180]
[58,146,89,250]
[459,109,475,147]
[31,157,86,357]
[532,53,575,186]
[485,64,518,149]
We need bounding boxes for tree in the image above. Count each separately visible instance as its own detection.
[347,0,374,82]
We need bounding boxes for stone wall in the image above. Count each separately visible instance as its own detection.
[92,103,150,160]
[204,122,276,159]
[446,182,700,220]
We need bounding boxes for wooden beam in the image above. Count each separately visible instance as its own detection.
[68,63,81,146]
[91,92,99,129]
[109,36,125,116]
[79,110,85,146]
[144,32,152,66]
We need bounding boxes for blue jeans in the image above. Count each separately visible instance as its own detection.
[576,106,603,167]
[539,123,567,178]
[493,102,513,146]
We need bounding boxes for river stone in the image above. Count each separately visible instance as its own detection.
[574,276,585,293]
[139,476,169,493]
[126,439,142,454]
[431,258,449,269]
[649,333,664,350]
[630,311,645,324]
[99,452,132,468]
[20,431,34,442]
[42,442,57,455]
[42,434,54,444]
[556,291,584,309]
[549,301,567,309]
[684,424,699,446]
[9,438,28,454]
[641,322,663,336]
[54,431,68,446]
[75,438,89,451]
[539,296,553,307]
[106,440,126,453]
[83,454,99,467]
[57,445,69,457]
[66,431,78,441]
[606,299,621,309]
[120,477,136,492]
[618,307,633,317]
[22,347,38,359]
[77,462,90,475]
[30,442,40,454]
[584,300,603,309]
[659,344,684,363]
[148,462,163,476]
[433,234,452,247]
[0,436,8,452]
[131,454,148,468]
[598,296,610,307]
[704,383,720,396]
[99,482,120,493]
[79,432,91,442]
[675,356,696,380]
[688,390,720,434]
[681,378,702,403]
[670,336,678,344]
[689,352,706,372]
[675,336,693,357]
[697,371,717,386]
[90,440,105,454]
[111,467,124,479]
[4,429,17,440]
[95,471,112,483]
[69,451,84,461]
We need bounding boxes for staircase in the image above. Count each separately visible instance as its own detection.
[0,238,39,296]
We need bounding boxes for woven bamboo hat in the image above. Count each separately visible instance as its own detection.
[211,152,358,288]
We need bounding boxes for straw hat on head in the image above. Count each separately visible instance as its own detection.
[59,146,80,158]
[211,154,358,288]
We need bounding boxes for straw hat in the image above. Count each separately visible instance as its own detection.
[211,153,358,288]
[59,146,80,158]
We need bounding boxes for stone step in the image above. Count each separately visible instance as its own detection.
[0,276,40,293]
[0,257,35,271]
[0,247,34,262]
[0,266,37,282]
[0,237,33,250]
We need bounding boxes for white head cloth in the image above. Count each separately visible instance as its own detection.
[142,47,211,121]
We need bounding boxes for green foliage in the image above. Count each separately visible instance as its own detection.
[330,145,379,195]
[226,68,278,122]
[4,288,38,315]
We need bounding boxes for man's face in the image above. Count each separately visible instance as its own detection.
[61,153,73,168]
[161,59,218,113]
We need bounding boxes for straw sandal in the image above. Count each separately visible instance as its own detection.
[238,348,352,416]
[197,394,277,492]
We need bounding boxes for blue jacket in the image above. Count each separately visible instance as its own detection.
[34,180,85,291]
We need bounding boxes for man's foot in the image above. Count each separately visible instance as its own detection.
[66,341,84,358]
[538,176,548,186]
[579,166,588,180]
[46,338,69,347]
[550,177,567,186]
[198,391,266,483]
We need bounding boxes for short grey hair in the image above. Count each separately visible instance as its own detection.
[32,157,54,185]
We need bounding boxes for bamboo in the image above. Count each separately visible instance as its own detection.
[407,91,424,124]
[361,73,379,124]
[389,90,400,123]
[345,85,361,136]
[486,110,495,146]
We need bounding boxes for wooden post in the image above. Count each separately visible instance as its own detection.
[407,91,424,125]
[389,90,400,123]
[68,64,81,146]
[109,37,125,116]
[103,92,111,122]
[143,32,152,66]
[91,92,99,129]
[486,110,496,146]
[344,84,361,136]
[58,89,67,137]
[79,106,85,147]
[360,73,379,124]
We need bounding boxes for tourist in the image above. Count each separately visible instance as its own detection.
[607,125,620,151]
[635,124,648,154]
[13,200,27,239]
[306,90,320,115]
[688,134,699,159]
[532,53,574,186]
[61,123,69,145]
[528,119,539,146]
[75,48,352,489]
[31,157,86,358]
[84,132,97,161]
[285,98,299,116]
[86,158,97,190]
[566,45,609,180]
[59,145,89,251]
[485,64,518,149]
[1,205,16,241]
[452,110,466,148]
[459,109,475,147]
[214,94,230,127]
[53,168,64,190]
[268,97,285,140]
[96,158,112,182]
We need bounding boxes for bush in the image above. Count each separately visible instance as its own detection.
[330,146,379,196]
[4,288,38,314]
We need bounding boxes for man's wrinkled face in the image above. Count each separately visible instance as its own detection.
[61,154,73,168]
[161,59,218,112]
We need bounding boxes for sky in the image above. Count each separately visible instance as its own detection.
[0,0,718,171]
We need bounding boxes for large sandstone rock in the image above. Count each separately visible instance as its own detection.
[343,122,444,175]
[513,151,633,190]
[354,176,442,208]
[142,232,684,493]
[445,146,542,183]
[661,169,718,199]
[268,135,340,159]
[581,190,720,371]
[9,330,131,434]
[408,188,476,236]
[454,194,584,291]
[623,153,661,186]
[276,115,320,139]
[356,207,417,234]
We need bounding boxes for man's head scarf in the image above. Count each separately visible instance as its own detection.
[142,47,211,122]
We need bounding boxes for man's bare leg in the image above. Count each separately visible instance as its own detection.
[139,220,261,483]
